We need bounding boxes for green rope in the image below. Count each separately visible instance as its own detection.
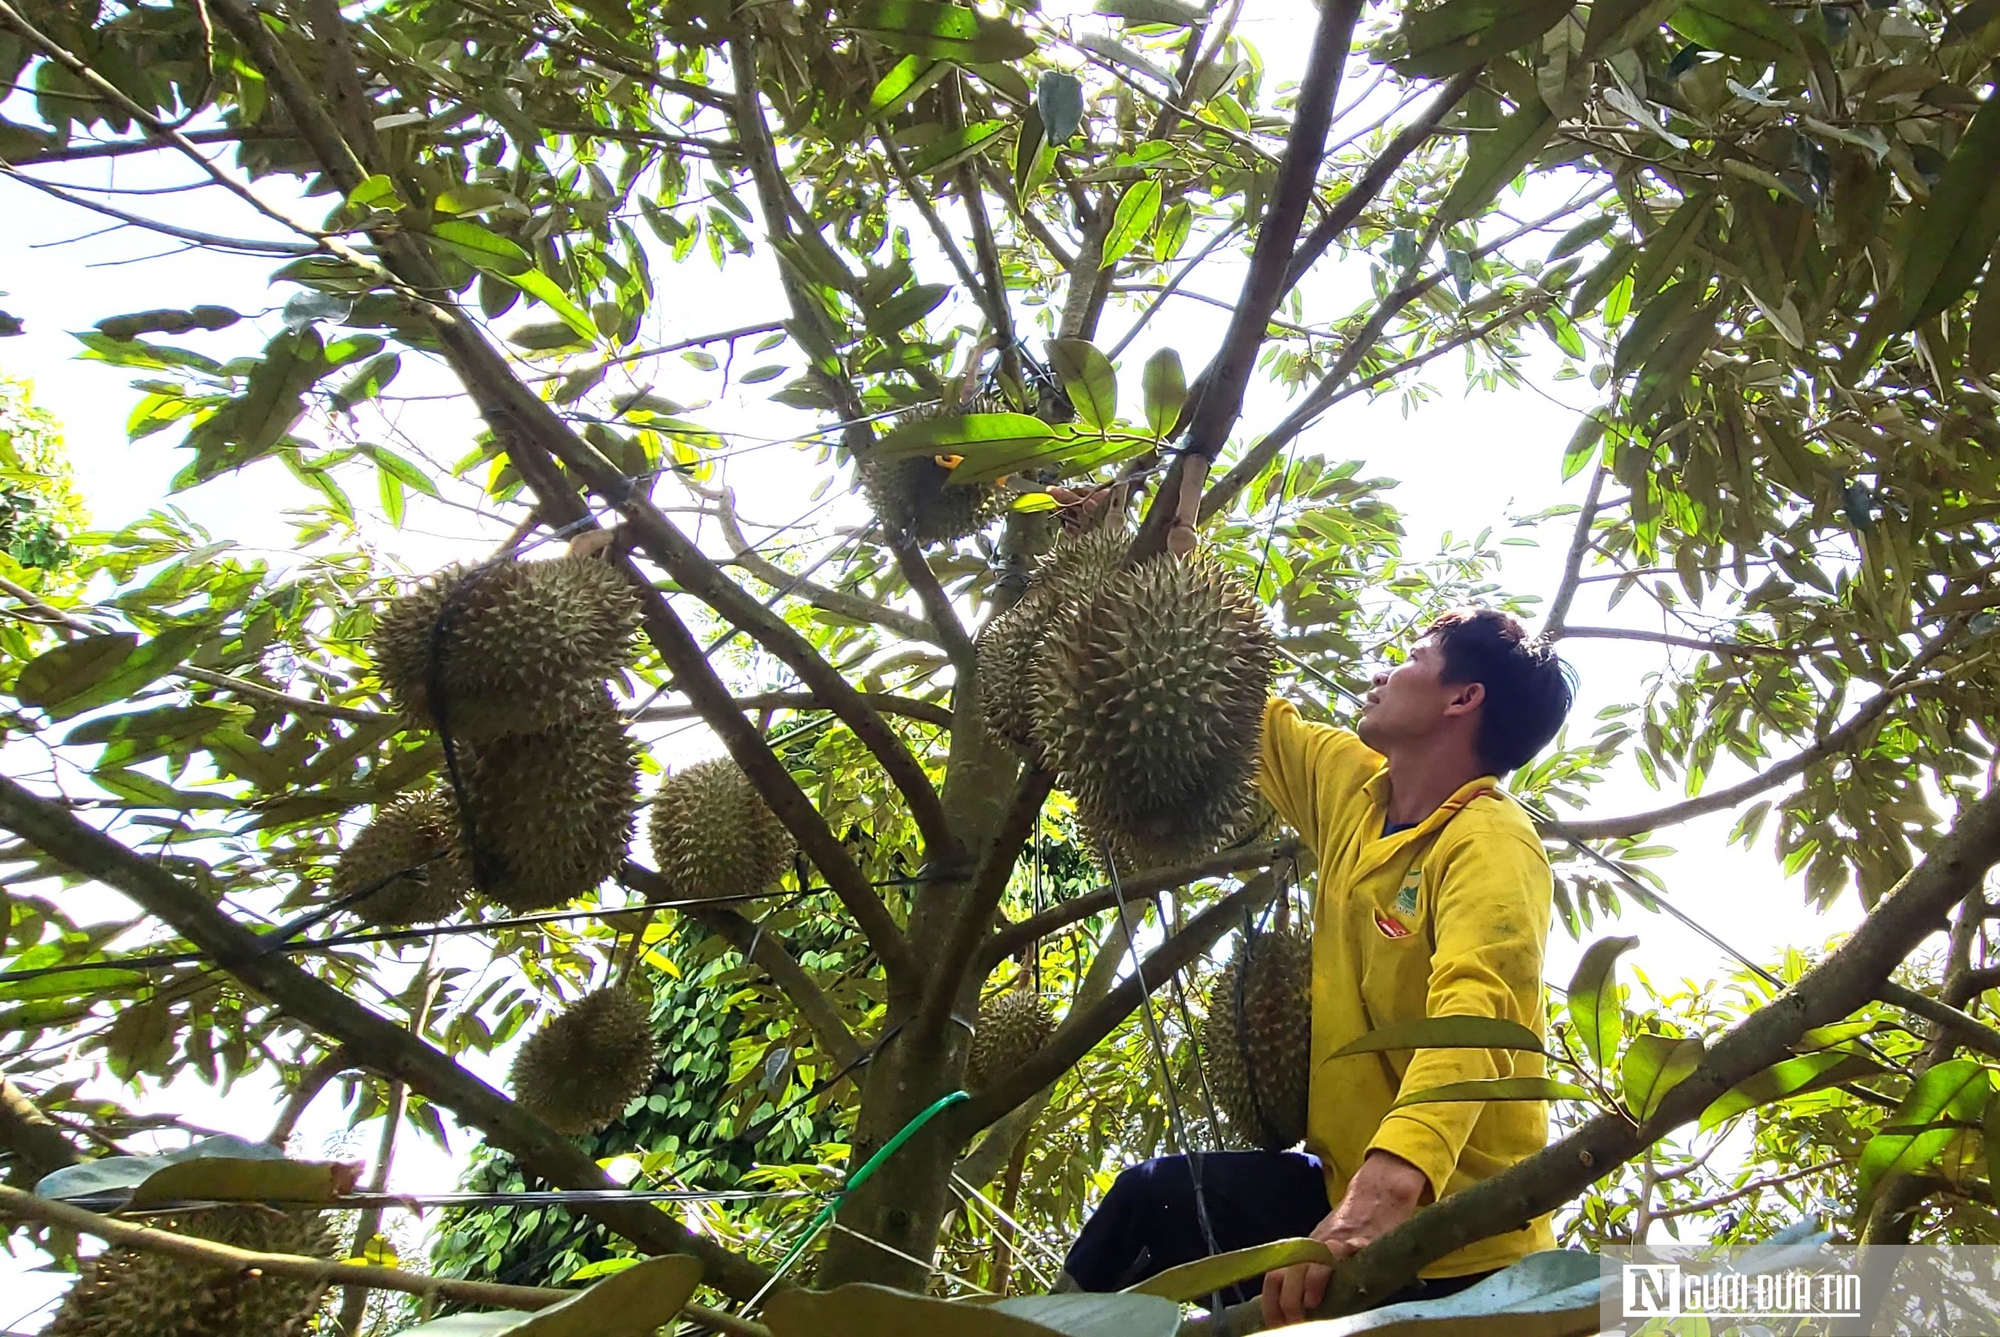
[749,1089,971,1308]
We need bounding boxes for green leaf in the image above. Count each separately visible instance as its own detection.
[1900,97,2000,327]
[991,1293,1181,1337]
[1613,280,1700,378]
[1391,1077,1590,1108]
[511,269,599,342]
[1330,1015,1545,1060]
[850,2,1037,64]
[909,120,1010,175]
[346,173,404,212]
[766,1284,1061,1337]
[1968,252,2000,376]
[179,328,328,482]
[1140,348,1186,438]
[1857,1058,1991,1210]
[503,1255,705,1335]
[866,283,950,336]
[131,1157,357,1207]
[1123,1238,1332,1301]
[331,351,402,412]
[1566,934,1638,1070]
[1698,1051,1888,1131]
[1015,102,1052,201]
[1621,1033,1705,1121]
[1561,410,1608,481]
[1629,192,1715,301]
[1391,0,1575,80]
[868,56,944,116]
[1048,338,1118,428]
[1101,178,1163,267]
[1547,215,1618,262]
[36,1134,287,1203]
[1096,0,1205,26]
[871,411,1056,462]
[14,625,211,721]
[1582,0,1686,58]
[1431,96,1557,242]
[429,220,532,276]
[1667,0,1801,63]
[1011,492,1060,512]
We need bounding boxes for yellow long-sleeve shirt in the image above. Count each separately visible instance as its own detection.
[1258,697,1556,1277]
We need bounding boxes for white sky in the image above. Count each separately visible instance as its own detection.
[0,8,1884,1326]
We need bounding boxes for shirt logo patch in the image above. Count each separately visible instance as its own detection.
[1393,871,1421,916]
[1374,909,1414,940]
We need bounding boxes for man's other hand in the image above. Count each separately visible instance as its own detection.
[1260,1150,1430,1328]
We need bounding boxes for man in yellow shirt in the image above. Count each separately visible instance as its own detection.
[1060,608,1574,1328]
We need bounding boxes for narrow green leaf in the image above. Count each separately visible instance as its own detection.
[1140,347,1186,438]
[1122,1238,1333,1301]
[1582,0,1686,58]
[866,283,950,336]
[1101,178,1163,267]
[1561,410,1608,481]
[1698,1051,1888,1131]
[504,1254,705,1334]
[1621,1033,1705,1121]
[1431,97,1558,243]
[868,56,943,115]
[1629,192,1715,301]
[1567,934,1638,1070]
[346,173,404,212]
[1330,1015,1545,1060]
[1392,1077,1590,1108]
[429,220,532,276]
[871,411,1056,462]
[1096,0,1205,26]
[1547,215,1618,262]
[378,467,406,526]
[992,1293,1181,1337]
[1667,0,1801,63]
[510,269,598,342]
[1569,241,1638,318]
[1612,280,1700,378]
[1857,1059,1991,1210]
[1048,338,1118,428]
[1014,103,1051,202]
[850,2,1036,63]
[1010,492,1060,513]
[1967,250,2000,375]
[909,120,1010,175]
[14,625,212,721]
[131,1157,356,1207]
[1391,0,1574,80]
[1901,96,2000,327]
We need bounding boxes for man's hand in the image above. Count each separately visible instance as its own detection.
[1260,1151,1431,1328]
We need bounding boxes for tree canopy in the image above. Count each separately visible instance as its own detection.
[8,0,2000,1331]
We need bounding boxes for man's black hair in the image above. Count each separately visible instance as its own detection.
[1427,607,1576,774]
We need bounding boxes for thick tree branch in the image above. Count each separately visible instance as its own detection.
[0,1080,81,1186]
[0,774,776,1300]
[885,529,978,672]
[920,770,1055,1034]
[1194,778,2000,1333]
[977,838,1300,974]
[1875,980,2000,1063]
[623,863,865,1069]
[1541,462,1606,637]
[634,691,952,731]
[951,871,1281,1133]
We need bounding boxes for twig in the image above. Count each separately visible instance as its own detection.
[265,1047,354,1148]
[1541,462,1607,637]
[0,167,315,255]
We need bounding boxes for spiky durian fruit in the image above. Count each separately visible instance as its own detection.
[977,528,1130,751]
[370,553,640,741]
[1201,926,1312,1151]
[647,758,796,902]
[509,986,659,1135]
[333,790,468,926]
[45,1206,337,1337]
[456,693,638,911]
[1032,552,1275,862]
[967,986,1056,1088]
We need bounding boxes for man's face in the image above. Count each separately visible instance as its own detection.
[1356,635,1480,753]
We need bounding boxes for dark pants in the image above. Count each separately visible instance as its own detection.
[1062,1152,1494,1308]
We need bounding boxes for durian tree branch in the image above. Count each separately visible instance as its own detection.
[885,528,978,672]
[1545,625,1959,841]
[1189,778,2000,1335]
[949,869,1282,1134]
[265,1047,354,1147]
[0,1182,767,1335]
[706,490,934,645]
[0,1079,81,1185]
[0,774,780,1301]
[623,863,865,1069]
[1540,462,1608,638]
[1130,0,1364,558]
[920,769,1055,1036]
[634,691,953,731]
[976,837,1301,975]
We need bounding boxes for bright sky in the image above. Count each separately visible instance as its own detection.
[0,9,1882,1327]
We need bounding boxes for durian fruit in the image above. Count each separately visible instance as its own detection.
[856,396,1015,546]
[966,984,1056,1088]
[45,1206,337,1337]
[332,790,469,926]
[647,758,796,902]
[1033,552,1276,862]
[1200,926,1312,1151]
[370,553,640,741]
[508,986,659,1135]
[976,528,1129,751]
[456,692,639,911]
